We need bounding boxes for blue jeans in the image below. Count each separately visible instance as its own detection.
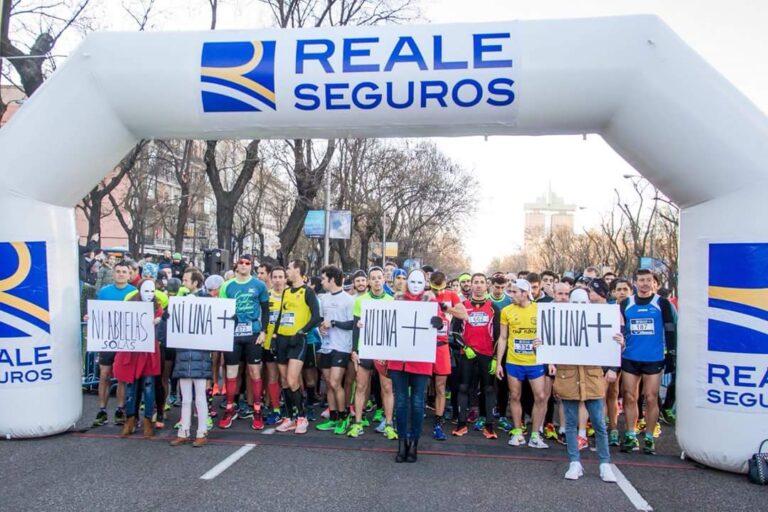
[126,376,155,419]
[563,399,610,464]
[389,371,429,441]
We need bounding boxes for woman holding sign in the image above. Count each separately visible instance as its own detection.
[114,279,162,438]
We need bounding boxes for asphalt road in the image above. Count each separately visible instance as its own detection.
[1,394,765,512]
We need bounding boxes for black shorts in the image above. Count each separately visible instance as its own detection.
[357,358,374,371]
[318,350,351,370]
[223,336,263,366]
[263,347,276,363]
[275,334,307,365]
[304,344,318,369]
[98,352,116,366]
[621,359,665,376]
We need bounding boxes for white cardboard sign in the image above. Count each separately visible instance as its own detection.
[166,296,236,352]
[358,300,437,363]
[535,303,622,366]
[86,300,155,352]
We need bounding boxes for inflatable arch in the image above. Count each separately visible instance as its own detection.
[0,15,766,473]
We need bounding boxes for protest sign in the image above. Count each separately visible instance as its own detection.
[86,300,155,352]
[166,296,236,351]
[358,300,437,362]
[535,303,622,366]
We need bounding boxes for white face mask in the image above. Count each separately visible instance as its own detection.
[139,281,156,303]
[407,270,426,295]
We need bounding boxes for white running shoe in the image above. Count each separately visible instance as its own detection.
[275,418,296,432]
[600,463,618,483]
[295,417,308,434]
[528,434,549,449]
[565,462,584,480]
[508,433,526,446]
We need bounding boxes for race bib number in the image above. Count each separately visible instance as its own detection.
[282,312,295,327]
[234,322,253,337]
[513,338,534,354]
[269,310,279,325]
[468,312,490,326]
[629,319,655,336]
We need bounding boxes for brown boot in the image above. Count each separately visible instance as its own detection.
[120,417,136,438]
[169,436,192,446]
[192,435,208,447]
[142,418,154,438]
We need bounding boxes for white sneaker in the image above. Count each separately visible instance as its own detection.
[508,433,526,446]
[600,463,618,483]
[295,417,308,435]
[565,461,584,480]
[275,418,296,432]
[528,434,549,449]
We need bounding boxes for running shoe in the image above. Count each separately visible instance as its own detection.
[295,417,308,434]
[334,417,349,435]
[467,408,479,423]
[521,423,529,436]
[384,425,398,440]
[557,432,567,445]
[528,433,549,449]
[643,435,656,455]
[621,433,640,453]
[452,425,469,437]
[637,418,647,432]
[473,416,486,431]
[218,405,236,429]
[306,406,316,422]
[373,408,384,423]
[586,422,595,438]
[320,407,330,419]
[364,400,375,413]
[444,406,453,421]
[164,402,172,412]
[544,423,558,440]
[347,422,364,438]
[375,419,387,433]
[174,421,182,429]
[497,416,513,432]
[433,423,447,441]
[600,463,618,483]
[609,429,620,446]
[93,410,108,427]
[661,408,676,426]
[238,404,254,420]
[508,428,525,447]
[565,461,584,480]
[653,423,662,438]
[360,416,370,428]
[316,419,337,431]
[252,413,265,430]
[577,435,589,451]
[483,427,498,440]
[113,409,126,426]
[275,418,296,432]
[265,411,281,426]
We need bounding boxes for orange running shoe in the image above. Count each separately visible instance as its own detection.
[452,425,469,437]
[483,428,498,440]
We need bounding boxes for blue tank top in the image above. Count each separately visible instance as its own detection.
[622,295,665,362]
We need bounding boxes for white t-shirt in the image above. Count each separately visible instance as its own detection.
[319,290,354,354]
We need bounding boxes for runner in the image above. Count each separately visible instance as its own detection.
[273,260,321,434]
[457,272,472,301]
[315,265,355,435]
[427,271,467,441]
[263,266,287,426]
[89,261,135,427]
[391,268,407,294]
[217,254,270,431]
[453,273,500,439]
[204,274,225,397]
[257,262,272,290]
[348,266,393,438]
[620,269,677,455]
[495,279,550,448]
[607,277,633,443]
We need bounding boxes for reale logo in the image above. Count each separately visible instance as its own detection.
[0,241,50,338]
[201,40,276,112]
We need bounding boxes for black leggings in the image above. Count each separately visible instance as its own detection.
[457,353,495,427]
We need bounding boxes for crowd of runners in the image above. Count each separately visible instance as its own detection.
[83,253,677,481]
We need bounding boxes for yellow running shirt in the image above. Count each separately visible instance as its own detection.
[500,302,538,366]
[276,286,311,336]
[265,289,283,350]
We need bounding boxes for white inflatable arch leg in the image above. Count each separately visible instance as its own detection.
[0,15,766,472]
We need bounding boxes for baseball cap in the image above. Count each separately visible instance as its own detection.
[515,279,533,300]
[392,268,406,279]
[172,252,182,261]
[588,278,610,299]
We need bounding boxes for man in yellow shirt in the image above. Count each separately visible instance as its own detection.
[495,279,550,449]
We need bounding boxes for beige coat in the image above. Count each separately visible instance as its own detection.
[553,365,606,401]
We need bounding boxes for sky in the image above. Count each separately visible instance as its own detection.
[72,0,768,269]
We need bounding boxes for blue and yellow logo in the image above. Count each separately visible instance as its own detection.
[0,242,50,338]
[708,243,768,355]
[201,40,276,112]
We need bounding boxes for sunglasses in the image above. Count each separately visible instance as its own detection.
[238,259,252,266]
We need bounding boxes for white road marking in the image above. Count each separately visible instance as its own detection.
[200,444,255,480]
[612,464,654,511]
